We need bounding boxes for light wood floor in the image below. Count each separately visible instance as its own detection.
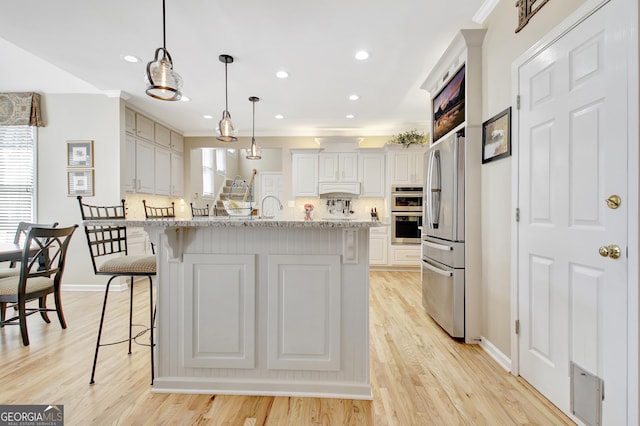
[0,271,573,425]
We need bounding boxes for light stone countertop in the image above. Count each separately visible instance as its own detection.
[83,217,383,229]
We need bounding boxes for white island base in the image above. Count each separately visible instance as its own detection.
[142,219,375,400]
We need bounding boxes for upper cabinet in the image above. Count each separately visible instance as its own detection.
[318,153,358,182]
[170,131,184,152]
[124,107,184,195]
[359,151,386,198]
[387,145,427,185]
[135,114,154,141]
[291,150,320,197]
[155,123,171,148]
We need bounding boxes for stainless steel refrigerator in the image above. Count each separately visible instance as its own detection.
[422,130,466,338]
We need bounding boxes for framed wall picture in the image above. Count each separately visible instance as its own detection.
[67,140,94,167]
[482,107,512,164]
[68,170,94,196]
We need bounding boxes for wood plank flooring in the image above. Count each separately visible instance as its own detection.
[0,271,573,425]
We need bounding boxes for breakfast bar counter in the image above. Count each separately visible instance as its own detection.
[97,218,379,399]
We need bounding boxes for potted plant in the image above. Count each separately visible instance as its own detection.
[388,129,428,148]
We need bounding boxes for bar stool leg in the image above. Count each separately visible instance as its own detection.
[149,276,155,385]
[90,277,114,384]
[128,276,134,354]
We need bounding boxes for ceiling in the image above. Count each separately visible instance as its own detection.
[0,0,487,138]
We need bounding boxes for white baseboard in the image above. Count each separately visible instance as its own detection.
[61,283,129,292]
[480,335,511,372]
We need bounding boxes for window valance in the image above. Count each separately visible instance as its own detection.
[0,92,44,127]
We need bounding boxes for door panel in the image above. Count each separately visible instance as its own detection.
[517,2,628,423]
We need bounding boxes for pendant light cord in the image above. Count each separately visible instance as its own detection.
[162,0,166,50]
[252,100,256,139]
[224,62,229,112]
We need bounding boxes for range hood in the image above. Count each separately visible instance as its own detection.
[318,182,360,197]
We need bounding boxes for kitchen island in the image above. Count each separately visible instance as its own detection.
[98,217,379,399]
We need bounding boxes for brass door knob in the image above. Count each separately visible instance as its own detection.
[606,195,621,209]
[599,244,621,259]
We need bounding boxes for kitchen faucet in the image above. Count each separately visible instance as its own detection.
[260,195,283,219]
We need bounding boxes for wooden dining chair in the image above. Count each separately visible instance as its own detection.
[0,225,77,346]
[190,203,209,217]
[9,221,59,268]
[77,196,156,385]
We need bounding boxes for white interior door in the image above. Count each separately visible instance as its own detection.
[259,172,283,218]
[516,1,628,423]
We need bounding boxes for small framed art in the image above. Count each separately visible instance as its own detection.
[68,170,94,196]
[67,140,94,167]
[482,107,512,164]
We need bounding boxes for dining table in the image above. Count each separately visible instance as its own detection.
[0,242,39,263]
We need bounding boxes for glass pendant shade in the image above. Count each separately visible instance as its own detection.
[145,0,182,101]
[246,138,261,160]
[145,48,183,101]
[216,110,237,142]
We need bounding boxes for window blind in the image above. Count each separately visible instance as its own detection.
[0,125,34,243]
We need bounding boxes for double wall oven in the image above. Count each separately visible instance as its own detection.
[390,185,423,244]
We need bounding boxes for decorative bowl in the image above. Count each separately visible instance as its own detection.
[223,200,253,217]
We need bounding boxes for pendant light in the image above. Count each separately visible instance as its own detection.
[216,54,238,142]
[246,97,262,160]
[145,0,183,101]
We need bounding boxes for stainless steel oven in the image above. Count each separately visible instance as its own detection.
[391,211,422,244]
[391,185,423,212]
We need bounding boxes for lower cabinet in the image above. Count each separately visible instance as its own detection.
[182,254,256,369]
[180,253,341,371]
[389,244,422,266]
[369,227,389,266]
[127,227,151,255]
[266,255,341,371]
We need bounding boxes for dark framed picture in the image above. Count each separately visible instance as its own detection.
[67,170,94,196]
[67,140,93,167]
[482,107,512,164]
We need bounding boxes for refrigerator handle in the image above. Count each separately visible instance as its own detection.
[422,259,453,277]
[423,241,454,251]
[425,151,434,229]
[430,150,442,229]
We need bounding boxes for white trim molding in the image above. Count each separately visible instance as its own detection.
[480,336,511,372]
[472,0,500,25]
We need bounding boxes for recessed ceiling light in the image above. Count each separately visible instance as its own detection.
[203,115,214,120]
[349,94,359,101]
[354,50,370,61]
[276,71,289,79]
[275,114,284,120]
[346,114,355,119]
[121,54,140,63]
[180,95,191,102]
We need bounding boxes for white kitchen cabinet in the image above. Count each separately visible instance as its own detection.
[127,227,151,256]
[388,146,427,185]
[318,153,358,182]
[291,150,319,197]
[154,147,171,195]
[369,226,388,266]
[135,113,155,141]
[170,131,184,152]
[155,123,171,148]
[389,244,421,266]
[170,153,184,196]
[359,151,386,198]
[125,108,136,134]
[125,135,155,194]
[154,148,183,196]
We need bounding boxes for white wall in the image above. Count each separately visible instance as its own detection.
[37,93,122,286]
[480,0,587,357]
